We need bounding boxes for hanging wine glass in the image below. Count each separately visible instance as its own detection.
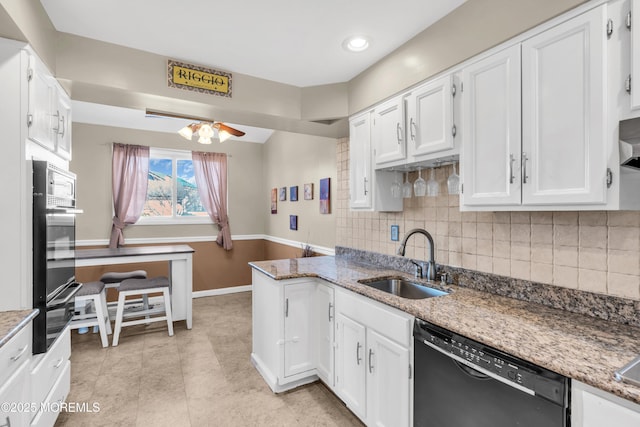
[413,168,427,197]
[390,172,402,198]
[447,161,460,195]
[402,172,413,198]
[426,168,439,197]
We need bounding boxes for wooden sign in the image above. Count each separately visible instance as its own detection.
[167,60,232,97]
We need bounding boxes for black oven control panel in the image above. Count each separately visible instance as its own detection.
[414,319,567,405]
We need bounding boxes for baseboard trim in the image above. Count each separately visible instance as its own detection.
[193,285,252,298]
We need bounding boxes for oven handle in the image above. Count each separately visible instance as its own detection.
[420,338,535,396]
[47,283,82,310]
[46,208,84,215]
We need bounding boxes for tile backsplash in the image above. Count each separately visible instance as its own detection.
[335,138,640,301]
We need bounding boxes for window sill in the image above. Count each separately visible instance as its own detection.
[136,217,213,226]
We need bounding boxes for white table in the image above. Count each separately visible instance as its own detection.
[75,245,194,329]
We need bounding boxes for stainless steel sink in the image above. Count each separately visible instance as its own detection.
[358,277,449,300]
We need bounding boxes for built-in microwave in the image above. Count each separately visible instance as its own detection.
[32,161,82,354]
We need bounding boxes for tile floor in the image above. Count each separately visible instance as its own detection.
[56,292,364,426]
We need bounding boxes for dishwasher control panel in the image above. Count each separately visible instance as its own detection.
[414,319,567,405]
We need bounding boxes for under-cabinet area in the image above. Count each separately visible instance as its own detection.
[249,255,640,427]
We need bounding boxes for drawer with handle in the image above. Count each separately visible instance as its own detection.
[30,327,70,407]
[0,325,31,387]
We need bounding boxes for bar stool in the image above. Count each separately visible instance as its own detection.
[69,281,112,348]
[112,276,174,346]
[99,270,148,315]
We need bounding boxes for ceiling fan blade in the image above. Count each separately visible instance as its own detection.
[216,122,246,137]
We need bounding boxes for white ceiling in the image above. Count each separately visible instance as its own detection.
[39,0,466,88]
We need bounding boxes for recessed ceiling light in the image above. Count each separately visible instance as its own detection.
[343,35,370,53]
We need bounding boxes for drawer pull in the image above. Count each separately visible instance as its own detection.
[10,345,28,362]
[53,357,64,369]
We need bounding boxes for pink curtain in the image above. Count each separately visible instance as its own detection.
[192,151,232,250]
[109,143,150,248]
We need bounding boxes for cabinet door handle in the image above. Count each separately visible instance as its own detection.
[368,349,374,373]
[509,154,515,184]
[3,415,11,427]
[52,110,61,133]
[53,357,64,369]
[409,118,416,141]
[285,298,289,317]
[356,342,362,365]
[59,115,66,137]
[10,345,28,362]
[396,122,403,143]
[328,303,333,322]
[363,177,368,196]
[522,153,529,184]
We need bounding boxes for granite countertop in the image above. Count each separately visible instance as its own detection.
[250,256,640,405]
[0,309,38,348]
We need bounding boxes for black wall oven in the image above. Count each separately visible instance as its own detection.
[32,161,82,354]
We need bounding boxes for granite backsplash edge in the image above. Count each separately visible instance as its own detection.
[335,246,640,328]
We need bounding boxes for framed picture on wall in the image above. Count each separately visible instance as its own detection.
[290,186,298,202]
[319,177,330,214]
[304,183,313,200]
[271,188,278,214]
[289,215,298,230]
[279,187,287,201]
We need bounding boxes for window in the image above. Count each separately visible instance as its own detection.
[139,148,211,224]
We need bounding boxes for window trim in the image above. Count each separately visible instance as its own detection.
[137,147,213,225]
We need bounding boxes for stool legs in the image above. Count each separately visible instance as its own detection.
[93,289,110,348]
[112,287,173,346]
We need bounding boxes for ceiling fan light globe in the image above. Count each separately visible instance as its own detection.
[198,123,214,139]
[218,130,232,142]
[198,136,213,144]
[178,125,194,140]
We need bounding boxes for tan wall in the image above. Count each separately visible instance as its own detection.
[71,122,264,240]
[347,0,587,114]
[336,139,640,301]
[263,131,337,248]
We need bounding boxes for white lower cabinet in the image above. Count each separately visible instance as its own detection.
[315,282,335,387]
[251,269,413,425]
[572,380,640,427]
[251,270,317,392]
[334,288,413,427]
[335,313,367,420]
[0,326,32,427]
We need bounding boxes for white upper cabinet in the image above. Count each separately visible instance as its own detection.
[631,0,640,110]
[373,95,407,167]
[461,4,610,210]
[53,90,72,160]
[461,44,522,207]
[27,53,55,152]
[349,111,403,212]
[406,74,455,159]
[522,5,607,205]
[27,52,73,160]
[349,112,373,209]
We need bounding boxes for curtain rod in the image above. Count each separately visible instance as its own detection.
[102,142,233,156]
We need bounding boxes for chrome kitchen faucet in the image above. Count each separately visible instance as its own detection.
[397,228,436,281]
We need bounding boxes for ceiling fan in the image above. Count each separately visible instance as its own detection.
[145,109,246,144]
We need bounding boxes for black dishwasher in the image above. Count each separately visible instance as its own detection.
[414,319,569,427]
